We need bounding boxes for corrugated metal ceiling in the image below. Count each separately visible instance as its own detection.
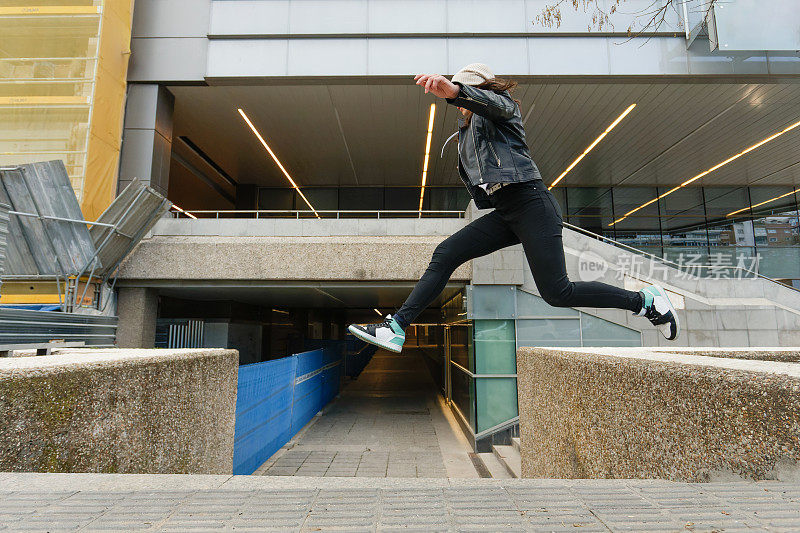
[169,81,800,191]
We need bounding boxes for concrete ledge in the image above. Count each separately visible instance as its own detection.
[517,347,800,481]
[117,235,471,281]
[0,348,238,474]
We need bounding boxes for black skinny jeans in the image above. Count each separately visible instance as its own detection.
[393,179,642,329]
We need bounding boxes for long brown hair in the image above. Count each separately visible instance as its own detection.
[462,77,521,125]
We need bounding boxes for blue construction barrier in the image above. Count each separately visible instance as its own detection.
[232,347,341,475]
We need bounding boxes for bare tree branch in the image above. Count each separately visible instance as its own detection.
[534,0,718,41]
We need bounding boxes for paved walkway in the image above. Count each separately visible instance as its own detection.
[256,348,476,478]
[1,474,798,531]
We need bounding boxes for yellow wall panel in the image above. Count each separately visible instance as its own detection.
[81,0,134,221]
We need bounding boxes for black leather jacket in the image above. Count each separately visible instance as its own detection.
[446,82,541,209]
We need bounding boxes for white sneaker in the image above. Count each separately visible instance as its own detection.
[635,284,680,340]
[348,314,406,353]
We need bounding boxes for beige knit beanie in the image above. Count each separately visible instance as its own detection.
[451,63,495,86]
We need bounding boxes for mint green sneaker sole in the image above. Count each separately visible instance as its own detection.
[348,324,404,353]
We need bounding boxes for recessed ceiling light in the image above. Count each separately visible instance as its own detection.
[610,118,800,226]
[549,103,636,189]
[418,103,436,215]
[238,108,319,218]
[727,189,797,218]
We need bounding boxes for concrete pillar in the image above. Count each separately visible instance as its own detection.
[116,287,159,348]
[118,84,174,196]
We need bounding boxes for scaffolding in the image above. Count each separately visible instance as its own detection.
[0,160,171,314]
[0,1,134,221]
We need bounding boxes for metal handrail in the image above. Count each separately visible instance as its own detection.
[170,209,466,219]
[562,221,800,292]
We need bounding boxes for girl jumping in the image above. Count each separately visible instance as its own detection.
[349,63,679,352]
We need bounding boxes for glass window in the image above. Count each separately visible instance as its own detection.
[749,187,800,279]
[473,320,516,374]
[475,377,518,433]
[580,314,641,347]
[659,187,708,266]
[339,187,383,211]
[429,187,471,212]
[384,187,419,212]
[258,188,294,210]
[300,188,338,211]
[450,366,475,431]
[566,187,614,235]
[611,187,662,255]
[704,187,756,276]
[749,187,799,247]
[516,288,578,318]
[449,323,473,373]
[550,187,566,213]
[468,285,515,319]
[515,318,581,348]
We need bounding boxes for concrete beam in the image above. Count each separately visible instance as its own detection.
[116,235,470,282]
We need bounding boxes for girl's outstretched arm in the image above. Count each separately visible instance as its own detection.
[414,74,515,122]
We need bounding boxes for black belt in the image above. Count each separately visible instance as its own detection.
[485,182,511,195]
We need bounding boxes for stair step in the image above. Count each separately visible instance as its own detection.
[476,453,513,479]
[492,444,521,478]
[511,437,521,453]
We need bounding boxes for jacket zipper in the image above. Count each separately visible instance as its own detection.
[469,119,483,183]
[487,140,501,167]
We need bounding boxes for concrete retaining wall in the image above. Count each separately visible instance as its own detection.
[517,347,800,482]
[0,348,238,474]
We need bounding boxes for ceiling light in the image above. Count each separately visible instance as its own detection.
[238,108,319,218]
[418,103,436,215]
[549,103,636,189]
[727,189,797,218]
[172,204,197,220]
[374,308,383,316]
[609,118,800,226]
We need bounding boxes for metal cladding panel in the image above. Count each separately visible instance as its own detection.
[0,307,117,345]
[0,185,38,275]
[0,161,97,276]
[711,0,800,51]
[90,178,172,277]
[0,202,8,280]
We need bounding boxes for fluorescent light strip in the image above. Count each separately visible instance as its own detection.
[418,103,436,214]
[238,108,320,219]
[172,204,197,219]
[727,189,798,218]
[374,308,383,316]
[610,118,800,226]
[549,103,636,190]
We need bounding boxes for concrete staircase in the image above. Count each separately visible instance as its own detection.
[477,437,522,478]
[466,201,800,347]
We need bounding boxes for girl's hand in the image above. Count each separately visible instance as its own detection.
[414,74,460,99]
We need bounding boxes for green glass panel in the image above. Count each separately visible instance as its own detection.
[757,247,800,279]
[516,288,578,317]
[449,323,473,372]
[470,285,515,319]
[476,377,518,433]
[580,314,641,347]
[516,319,581,348]
[474,320,516,374]
[450,365,475,431]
